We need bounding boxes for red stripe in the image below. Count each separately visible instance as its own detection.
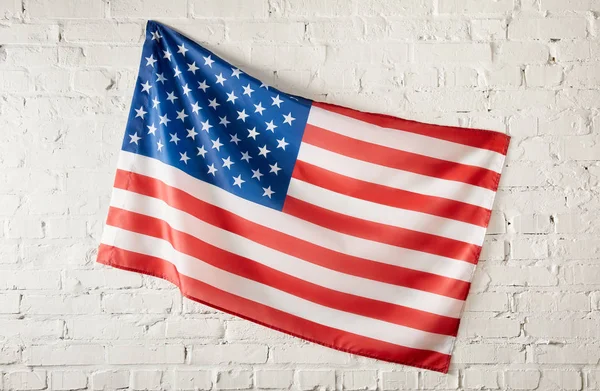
[114,169,471,300]
[292,160,491,228]
[107,207,460,336]
[313,101,510,155]
[97,244,451,372]
[303,124,501,191]
[283,197,481,264]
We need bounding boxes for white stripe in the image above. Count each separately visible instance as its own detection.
[308,105,505,174]
[110,188,465,318]
[298,143,495,210]
[288,178,486,246]
[101,225,455,354]
[117,151,476,282]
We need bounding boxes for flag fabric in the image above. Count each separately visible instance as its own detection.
[97,20,510,373]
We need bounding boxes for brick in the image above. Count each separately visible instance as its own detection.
[216,370,252,390]
[357,0,432,15]
[91,370,129,391]
[111,0,187,17]
[0,319,63,340]
[460,318,521,338]
[0,271,61,290]
[6,218,44,238]
[389,19,469,41]
[173,370,211,390]
[5,370,47,390]
[66,316,165,340]
[26,0,104,18]
[526,318,600,338]
[165,318,223,339]
[381,372,418,390]
[526,65,563,87]
[107,345,185,364]
[0,293,20,314]
[506,370,541,390]
[495,42,550,64]
[565,64,600,87]
[516,292,590,312]
[453,344,526,364]
[0,345,21,365]
[539,370,582,390]
[130,370,162,390]
[541,0,599,10]
[0,23,59,43]
[464,292,509,312]
[24,344,105,366]
[255,370,294,389]
[63,22,142,43]
[414,43,492,63]
[562,265,600,284]
[471,19,506,41]
[64,269,143,290]
[50,371,88,391]
[22,294,100,315]
[103,292,178,314]
[486,265,557,286]
[422,370,459,389]
[191,0,266,18]
[231,21,305,43]
[191,344,268,364]
[341,370,377,390]
[536,344,600,364]
[297,370,336,390]
[511,237,548,259]
[463,368,501,389]
[438,0,513,14]
[0,0,21,19]
[271,345,352,364]
[509,18,587,40]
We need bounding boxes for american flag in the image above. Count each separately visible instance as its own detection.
[98,20,510,373]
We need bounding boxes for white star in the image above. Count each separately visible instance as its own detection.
[231,68,243,79]
[260,82,269,89]
[254,102,266,115]
[262,186,275,198]
[186,127,198,139]
[157,140,164,151]
[177,43,188,56]
[159,113,171,126]
[166,91,178,103]
[269,162,282,175]
[232,174,245,188]
[201,119,213,132]
[230,133,241,144]
[145,54,156,67]
[163,50,172,61]
[219,116,230,127]
[242,84,254,97]
[271,94,283,107]
[173,66,182,78]
[241,151,252,162]
[222,156,234,169]
[258,144,270,158]
[176,109,188,122]
[147,123,157,135]
[215,73,226,86]
[283,112,295,125]
[208,98,220,110]
[129,132,141,144]
[156,73,167,84]
[237,109,249,122]
[197,145,207,157]
[198,80,210,92]
[182,83,191,96]
[179,152,190,164]
[152,96,160,109]
[252,168,263,181]
[247,127,259,139]
[211,138,223,151]
[204,55,214,67]
[265,120,277,132]
[207,163,218,176]
[276,137,289,150]
[226,91,238,104]
[151,31,162,41]
[169,132,180,145]
[134,106,147,119]
[187,61,199,74]
[140,80,152,93]
[191,101,201,114]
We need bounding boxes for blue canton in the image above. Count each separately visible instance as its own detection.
[122,20,312,210]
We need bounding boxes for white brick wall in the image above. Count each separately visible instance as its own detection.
[1,0,599,389]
